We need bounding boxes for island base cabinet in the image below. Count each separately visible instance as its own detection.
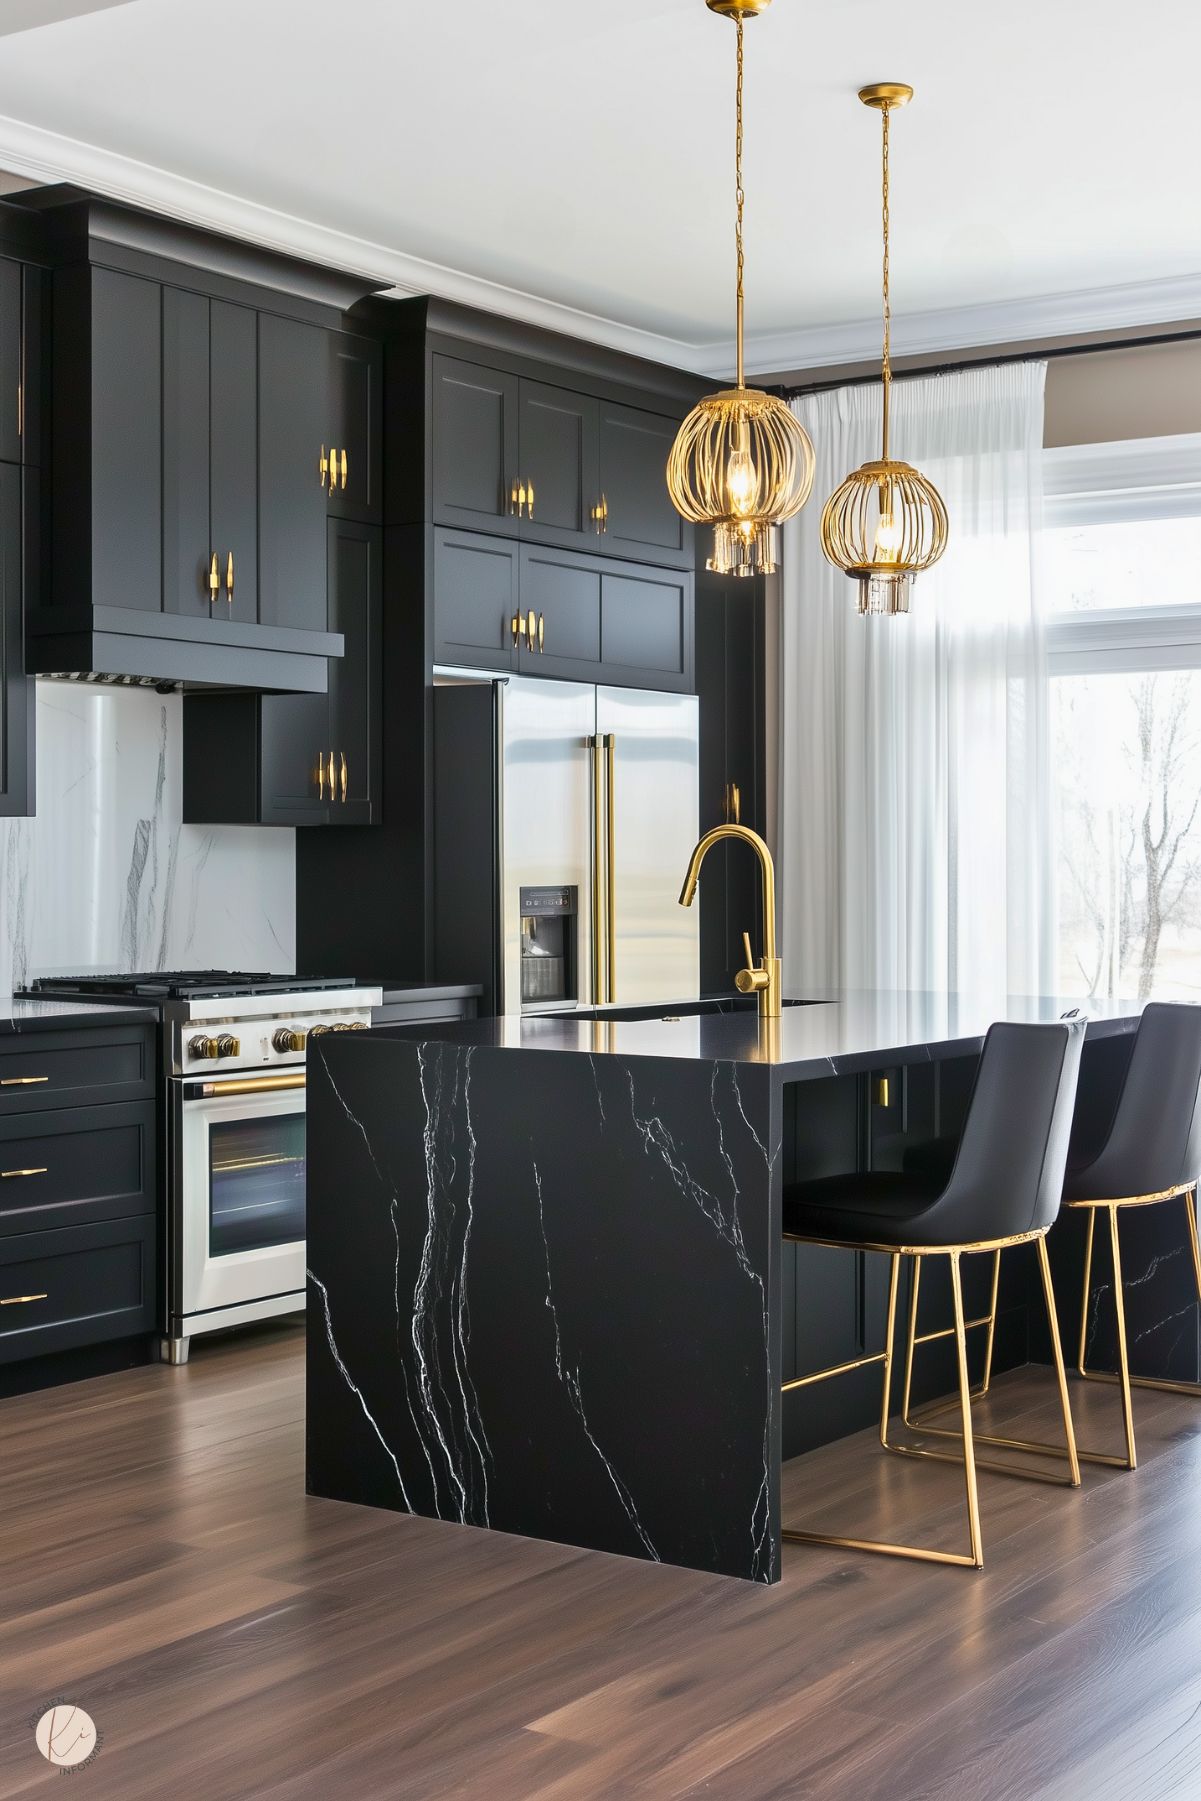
[0,1216,155,1364]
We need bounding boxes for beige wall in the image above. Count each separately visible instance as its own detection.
[1043,338,1201,447]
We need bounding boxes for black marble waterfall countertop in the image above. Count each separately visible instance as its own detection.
[0,996,160,1033]
[369,989,1145,1081]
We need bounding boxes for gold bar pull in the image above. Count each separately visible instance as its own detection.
[225,550,234,608]
[518,480,528,519]
[723,781,741,825]
[526,479,534,520]
[875,1077,891,1108]
[340,447,348,491]
[591,735,604,1005]
[0,1293,47,1307]
[526,608,536,651]
[1,1167,47,1179]
[317,751,325,800]
[538,611,545,654]
[510,480,519,517]
[340,752,348,803]
[1,1076,48,1086]
[511,613,520,648]
[320,446,329,487]
[605,732,616,1002]
[327,752,336,799]
[209,552,220,603]
[600,493,608,534]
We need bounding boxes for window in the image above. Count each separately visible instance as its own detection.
[1046,435,1201,1003]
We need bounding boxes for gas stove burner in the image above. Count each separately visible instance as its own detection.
[27,971,357,1001]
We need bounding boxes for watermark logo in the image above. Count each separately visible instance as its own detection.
[31,1702,100,1771]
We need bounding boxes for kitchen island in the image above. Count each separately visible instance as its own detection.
[305,991,1171,1584]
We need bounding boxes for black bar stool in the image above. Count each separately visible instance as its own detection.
[1059,1001,1201,1471]
[781,1018,1085,1569]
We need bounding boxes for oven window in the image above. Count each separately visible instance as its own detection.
[209,1114,306,1257]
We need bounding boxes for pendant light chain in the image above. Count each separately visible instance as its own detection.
[880,100,891,463]
[734,13,746,389]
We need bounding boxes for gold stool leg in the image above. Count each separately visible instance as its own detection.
[783,1249,983,1567]
[902,1249,1001,1433]
[1037,1235,1081,1487]
[1108,1204,1138,1472]
[980,1249,1002,1397]
[949,1252,984,1569]
[1184,1188,1201,1301]
[1077,1206,1097,1379]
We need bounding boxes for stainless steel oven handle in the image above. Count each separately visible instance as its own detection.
[186,1071,307,1100]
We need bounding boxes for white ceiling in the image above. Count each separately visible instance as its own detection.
[0,0,1197,374]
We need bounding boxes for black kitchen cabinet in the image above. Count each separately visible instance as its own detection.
[0,257,21,467]
[431,354,519,536]
[258,312,331,635]
[515,379,598,549]
[596,400,688,563]
[0,462,32,817]
[516,545,693,690]
[432,528,519,671]
[328,331,382,524]
[696,566,766,993]
[0,1215,155,1365]
[163,287,259,623]
[183,518,382,826]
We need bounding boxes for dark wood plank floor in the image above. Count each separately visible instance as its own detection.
[2,1324,1201,1800]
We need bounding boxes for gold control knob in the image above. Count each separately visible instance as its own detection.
[189,1035,220,1060]
[307,1023,332,1038]
[216,1034,240,1059]
[272,1027,307,1054]
[348,1021,368,1030]
[331,1023,354,1032]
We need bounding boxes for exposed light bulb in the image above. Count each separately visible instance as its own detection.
[874,510,902,563]
[726,446,756,517]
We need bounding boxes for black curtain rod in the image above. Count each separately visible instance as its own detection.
[768,326,1201,401]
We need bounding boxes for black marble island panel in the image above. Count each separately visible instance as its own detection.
[306,1032,783,1583]
[306,989,1169,1586]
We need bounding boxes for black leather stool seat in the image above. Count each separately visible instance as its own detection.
[784,1171,947,1245]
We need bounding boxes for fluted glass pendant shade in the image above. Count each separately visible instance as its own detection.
[667,0,814,576]
[821,84,948,614]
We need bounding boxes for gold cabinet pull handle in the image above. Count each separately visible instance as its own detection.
[526,609,536,652]
[605,733,616,1002]
[0,1292,47,1307]
[518,480,528,519]
[724,781,741,825]
[317,751,325,800]
[328,752,336,798]
[526,478,534,520]
[225,550,234,608]
[510,480,519,518]
[209,552,220,603]
[538,611,545,654]
[1,1167,47,1179]
[601,492,608,533]
[591,735,604,1004]
[340,752,348,803]
[320,446,329,487]
[511,612,520,648]
[1,1076,48,1086]
[340,447,348,492]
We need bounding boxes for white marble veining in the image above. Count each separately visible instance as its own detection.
[0,682,295,989]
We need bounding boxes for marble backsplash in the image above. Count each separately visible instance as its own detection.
[0,682,295,992]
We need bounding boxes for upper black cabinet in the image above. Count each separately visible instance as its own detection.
[0,461,32,817]
[163,287,259,624]
[428,347,692,571]
[258,313,330,635]
[430,354,519,536]
[327,332,382,524]
[15,185,384,689]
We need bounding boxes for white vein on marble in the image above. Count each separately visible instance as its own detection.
[532,1155,659,1562]
[308,1269,413,1511]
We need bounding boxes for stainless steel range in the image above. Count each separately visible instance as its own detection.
[26,972,382,1363]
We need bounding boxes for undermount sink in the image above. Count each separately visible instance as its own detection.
[573,995,820,1024]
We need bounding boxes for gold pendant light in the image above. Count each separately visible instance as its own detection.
[667,0,814,577]
[821,84,948,615]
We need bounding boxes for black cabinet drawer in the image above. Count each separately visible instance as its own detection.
[0,1216,155,1364]
[0,1101,156,1238]
[0,1025,156,1114]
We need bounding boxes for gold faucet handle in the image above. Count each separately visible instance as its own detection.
[735,931,771,994]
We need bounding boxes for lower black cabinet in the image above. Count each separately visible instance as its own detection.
[0,1215,155,1365]
[183,518,381,826]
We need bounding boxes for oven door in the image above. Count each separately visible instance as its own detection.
[175,1071,307,1322]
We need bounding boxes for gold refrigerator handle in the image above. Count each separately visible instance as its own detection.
[604,733,616,1003]
[591,735,604,1004]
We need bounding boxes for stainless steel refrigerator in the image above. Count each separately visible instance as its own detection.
[433,676,700,1014]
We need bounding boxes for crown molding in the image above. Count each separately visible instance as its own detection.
[714,273,1201,381]
[0,111,1196,383]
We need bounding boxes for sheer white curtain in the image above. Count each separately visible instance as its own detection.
[779,362,1052,996]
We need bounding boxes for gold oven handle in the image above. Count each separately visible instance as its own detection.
[591,734,604,1005]
[605,733,616,1003]
[196,1071,307,1099]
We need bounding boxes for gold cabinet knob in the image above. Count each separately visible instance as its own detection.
[272,1027,307,1053]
